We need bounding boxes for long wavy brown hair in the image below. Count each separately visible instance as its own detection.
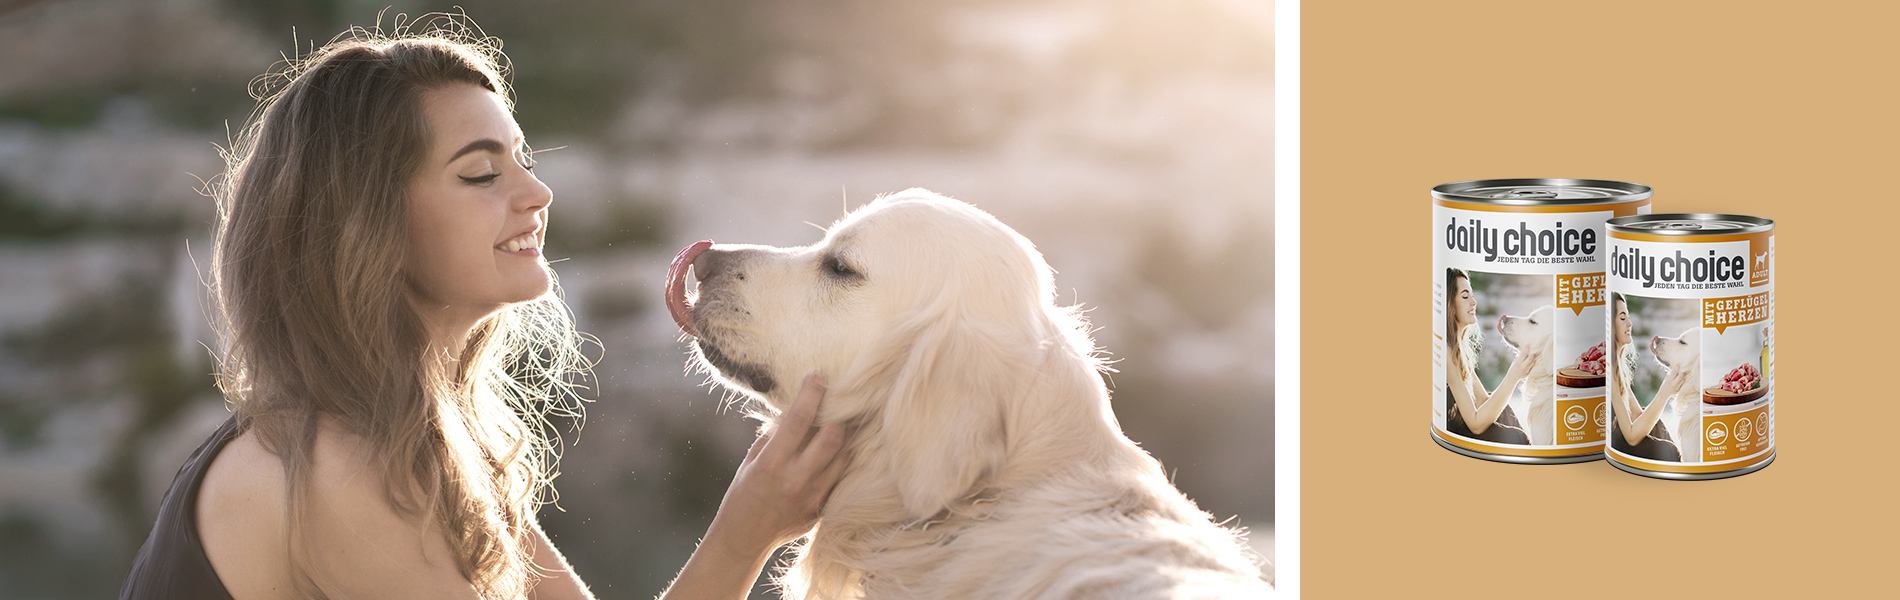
[210,18,588,598]
[1445,267,1472,377]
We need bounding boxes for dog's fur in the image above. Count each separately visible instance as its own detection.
[684,189,1269,599]
[1496,306,1555,445]
[1650,328,1702,460]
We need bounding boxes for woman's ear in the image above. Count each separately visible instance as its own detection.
[866,302,1028,521]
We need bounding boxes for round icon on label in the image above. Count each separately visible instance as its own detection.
[1755,411,1769,438]
[1735,418,1752,443]
[1565,405,1588,431]
[1706,421,1729,446]
[1593,402,1608,428]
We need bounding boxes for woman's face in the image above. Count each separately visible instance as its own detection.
[405,84,552,319]
[1614,299,1632,345]
[1452,276,1477,327]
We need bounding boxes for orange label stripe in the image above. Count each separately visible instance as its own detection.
[1607,447,1775,474]
[1431,426,1604,457]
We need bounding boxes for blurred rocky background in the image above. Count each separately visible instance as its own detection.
[0,0,1270,597]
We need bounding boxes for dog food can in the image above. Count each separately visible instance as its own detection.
[1432,179,1652,464]
[1603,214,1775,480]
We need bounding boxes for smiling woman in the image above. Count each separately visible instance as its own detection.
[114,22,590,600]
[117,16,850,600]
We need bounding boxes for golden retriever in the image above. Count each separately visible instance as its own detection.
[1650,328,1702,459]
[1496,306,1554,445]
[664,189,1269,599]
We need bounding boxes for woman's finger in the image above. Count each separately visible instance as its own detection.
[796,418,851,473]
[742,426,772,465]
[812,446,851,504]
[766,374,826,459]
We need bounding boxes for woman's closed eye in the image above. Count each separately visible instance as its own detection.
[459,151,534,186]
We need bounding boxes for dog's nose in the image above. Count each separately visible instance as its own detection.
[693,247,736,283]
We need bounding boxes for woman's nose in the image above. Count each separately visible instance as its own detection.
[515,170,552,213]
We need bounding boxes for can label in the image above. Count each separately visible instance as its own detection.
[1433,198,1649,458]
[1605,229,1774,475]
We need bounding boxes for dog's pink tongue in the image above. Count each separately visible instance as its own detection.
[666,240,713,337]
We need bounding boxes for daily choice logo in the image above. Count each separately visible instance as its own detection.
[1610,244,1749,289]
[1444,218,1597,263]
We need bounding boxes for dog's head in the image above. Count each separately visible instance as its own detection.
[665,189,1098,518]
[1650,328,1700,371]
[1496,305,1554,355]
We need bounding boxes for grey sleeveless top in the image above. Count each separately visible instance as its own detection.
[120,416,241,600]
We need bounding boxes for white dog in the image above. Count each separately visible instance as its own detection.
[1496,306,1555,445]
[1650,328,1702,460]
[664,189,1269,599]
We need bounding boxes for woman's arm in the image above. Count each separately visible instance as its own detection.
[660,375,851,600]
[1448,350,1538,434]
[1615,369,1686,445]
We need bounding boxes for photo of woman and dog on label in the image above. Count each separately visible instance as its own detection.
[1441,268,1549,446]
[1607,293,1698,463]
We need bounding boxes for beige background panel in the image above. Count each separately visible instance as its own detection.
[1306,1,1897,597]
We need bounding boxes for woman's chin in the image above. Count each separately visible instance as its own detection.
[515,281,553,303]
[491,278,552,306]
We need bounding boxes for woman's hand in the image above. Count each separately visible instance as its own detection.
[1656,368,1694,407]
[660,374,853,600]
[1504,349,1543,381]
[717,374,853,548]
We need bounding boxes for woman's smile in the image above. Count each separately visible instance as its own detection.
[497,226,543,256]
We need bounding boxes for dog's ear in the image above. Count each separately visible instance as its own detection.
[859,301,1030,521]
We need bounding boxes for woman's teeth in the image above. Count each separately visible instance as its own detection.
[500,233,540,252]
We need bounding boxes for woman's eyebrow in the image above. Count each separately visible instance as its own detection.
[446,137,523,164]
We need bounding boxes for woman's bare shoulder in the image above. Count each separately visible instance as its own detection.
[299,418,479,597]
[200,417,380,513]
[202,416,419,526]
[198,425,294,598]
[200,417,473,598]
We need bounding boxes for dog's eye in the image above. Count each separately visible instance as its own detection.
[825,256,858,278]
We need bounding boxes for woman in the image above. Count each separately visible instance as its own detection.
[1608,293,1687,461]
[120,24,848,600]
[1442,268,1538,444]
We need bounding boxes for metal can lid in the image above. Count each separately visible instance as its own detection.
[1432,178,1653,206]
[1608,213,1774,235]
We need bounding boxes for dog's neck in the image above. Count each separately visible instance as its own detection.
[796,361,1160,579]
[776,333,1188,599]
